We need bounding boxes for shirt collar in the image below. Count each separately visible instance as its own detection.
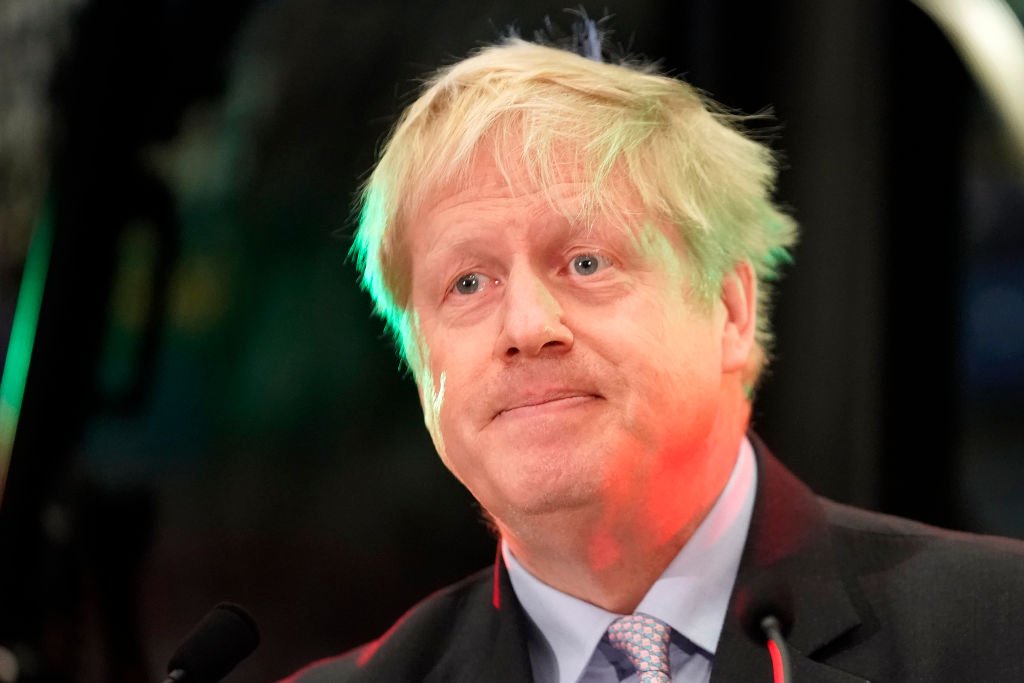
[503,437,757,683]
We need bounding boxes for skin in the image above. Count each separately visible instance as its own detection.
[407,152,758,614]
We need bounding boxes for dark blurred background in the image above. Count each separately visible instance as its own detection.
[1,0,1023,680]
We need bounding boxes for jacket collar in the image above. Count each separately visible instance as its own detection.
[711,434,868,682]
[428,550,536,683]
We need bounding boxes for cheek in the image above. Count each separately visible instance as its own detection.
[409,315,454,464]
[415,322,489,463]
[613,304,722,415]
[420,369,446,432]
[415,355,451,465]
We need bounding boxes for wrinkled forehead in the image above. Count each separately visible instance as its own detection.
[405,141,660,245]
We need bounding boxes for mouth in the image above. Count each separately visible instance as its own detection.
[495,392,602,420]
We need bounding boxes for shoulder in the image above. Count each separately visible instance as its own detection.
[753,436,1024,596]
[740,439,1024,678]
[820,497,1024,669]
[279,566,496,683]
[821,496,1024,584]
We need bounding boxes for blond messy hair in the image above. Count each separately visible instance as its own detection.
[351,38,797,385]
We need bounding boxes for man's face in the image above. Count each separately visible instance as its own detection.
[407,153,740,530]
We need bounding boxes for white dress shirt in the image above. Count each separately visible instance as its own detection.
[503,437,757,683]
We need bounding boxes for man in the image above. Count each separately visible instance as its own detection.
[285,36,1024,682]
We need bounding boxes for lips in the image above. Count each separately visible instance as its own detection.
[495,391,602,419]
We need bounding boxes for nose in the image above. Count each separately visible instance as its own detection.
[495,265,573,359]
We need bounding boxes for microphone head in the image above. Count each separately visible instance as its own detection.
[734,577,794,644]
[167,602,260,683]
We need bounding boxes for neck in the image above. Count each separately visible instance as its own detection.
[500,392,750,614]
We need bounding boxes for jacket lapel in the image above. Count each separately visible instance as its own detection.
[712,436,870,683]
[479,558,536,682]
[426,552,535,683]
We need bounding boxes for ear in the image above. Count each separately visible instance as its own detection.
[720,260,758,374]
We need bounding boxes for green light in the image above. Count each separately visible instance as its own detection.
[0,196,54,508]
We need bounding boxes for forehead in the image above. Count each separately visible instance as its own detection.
[409,151,647,251]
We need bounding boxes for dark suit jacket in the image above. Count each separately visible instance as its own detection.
[283,438,1024,682]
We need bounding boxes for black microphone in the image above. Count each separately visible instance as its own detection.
[163,602,260,683]
[736,579,794,683]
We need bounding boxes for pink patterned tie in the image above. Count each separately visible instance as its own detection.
[606,613,672,682]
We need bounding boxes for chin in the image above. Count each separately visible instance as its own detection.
[484,462,605,520]
[449,428,619,516]
[504,490,592,517]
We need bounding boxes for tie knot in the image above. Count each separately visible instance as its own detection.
[606,613,672,682]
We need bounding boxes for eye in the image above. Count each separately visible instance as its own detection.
[570,252,609,276]
[452,272,486,295]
